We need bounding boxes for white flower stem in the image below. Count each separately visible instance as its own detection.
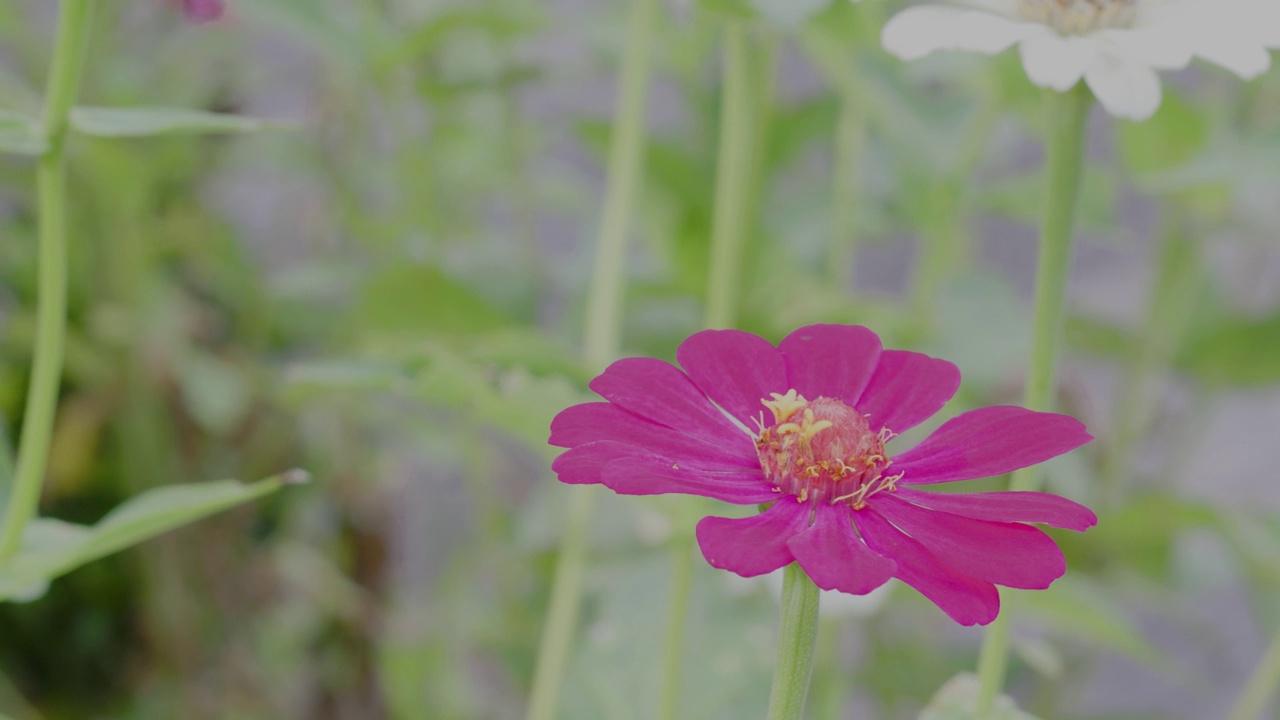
[975,83,1092,714]
[0,0,96,565]
[766,563,822,720]
[525,0,658,716]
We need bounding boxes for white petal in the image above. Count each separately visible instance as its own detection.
[1096,27,1193,70]
[1084,50,1163,121]
[1018,33,1097,91]
[1193,31,1273,78]
[881,6,1044,61]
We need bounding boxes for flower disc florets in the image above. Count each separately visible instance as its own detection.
[754,390,901,509]
[1017,0,1137,32]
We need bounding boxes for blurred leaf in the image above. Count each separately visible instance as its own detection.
[0,416,12,520]
[70,107,287,137]
[354,264,509,340]
[980,165,1117,233]
[175,352,253,435]
[379,7,539,70]
[0,110,43,155]
[1178,310,1280,386]
[1118,91,1209,175]
[918,673,1040,719]
[750,0,833,29]
[696,0,758,21]
[0,473,304,603]
[1016,576,1162,665]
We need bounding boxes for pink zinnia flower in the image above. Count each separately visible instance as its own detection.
[549,324,1097,626]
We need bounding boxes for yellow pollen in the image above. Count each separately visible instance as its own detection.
[762,389,808,424]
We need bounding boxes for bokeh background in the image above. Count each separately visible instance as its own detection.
[1,0,1279,718]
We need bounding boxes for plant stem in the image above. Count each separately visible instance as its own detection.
[525,0,656,717]
[828,92,866,289]
[0,0,96,564]
[655,537,695,720]
[765,563,822,720]
[974,83,1092,714]
[705,22,753,330]
[1099,210,1202,509]
[1226,626,1280,720]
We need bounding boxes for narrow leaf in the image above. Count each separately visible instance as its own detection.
[70,106,288,137]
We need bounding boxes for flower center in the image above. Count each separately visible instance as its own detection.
[753,390,901,509]
[1017,0,1138,33]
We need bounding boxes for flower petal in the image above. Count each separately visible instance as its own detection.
[553,440,774,503]
[549,403,758,468]
[882,6,1043,61]
[893,406,1092,485]
[676,329,787,427]
[696,498,810,577]
[894,488,1097,531]
[589,357,749,447]
[1084,49,1162,121]
[1097,28,1192,70]
[855,350,960,436]
[871,495,1066,590]
[854,507,1000,626]
[778,324,881,406]
[788,503,896,595]
[1018,33,1097,91]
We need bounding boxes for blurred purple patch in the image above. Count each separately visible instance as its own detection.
[179,0,224,22]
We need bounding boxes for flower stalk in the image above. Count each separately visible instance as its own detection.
[765,563,822,720]
[0,0,96,564]
[526,0,657,717]
[974,82,1093,713]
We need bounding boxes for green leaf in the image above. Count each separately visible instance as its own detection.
[70,106,287,137]
[0,472,305,603]
[1117,90,1209,176]
[750,0,833,28]
[696,0,758,20]
[918,673,1041,720]
[1016,575,1162,665]
[0,110,45,155]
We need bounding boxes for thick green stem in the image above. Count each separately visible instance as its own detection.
[705,23,753,329]
[525,0,656,717]
[765,564,822,720]
[974,83,1092,714]
[1226,627,1280,720]
[0,0,96,564]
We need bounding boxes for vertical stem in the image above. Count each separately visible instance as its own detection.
[655,538,695,720]
[526,0,657,717]
[705,23,754,329]
[0,0,96,564]
[974,83,1092,714]
[765,563,822,720]
[655,25,760,718]
[828,94,866,289]
[1226,626,1280,720]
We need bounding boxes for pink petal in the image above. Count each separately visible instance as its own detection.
[855,350,961,435]
[871,495,1065,590]
[854,507,1000,626]
[892,406,1092,485]
[787,503,896,595]
[589,357,747,448]
[553,442,773,502]
[695,498,810,577]
[549,403,758,469]
[778,324,881,405]
[895,488,1097,531]
[676,329,787,427]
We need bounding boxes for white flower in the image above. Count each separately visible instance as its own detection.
[881,0,1279,121]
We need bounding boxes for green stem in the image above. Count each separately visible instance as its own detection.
[1226,626,1280,720]
[765,564,822,720]
[655,537,695,720]
[705,23,754,329]
[525,0,656,717]
[974,83,1092,714]
[828,93,866,289]
[0,0,96,564]
[1099,210,1202,509]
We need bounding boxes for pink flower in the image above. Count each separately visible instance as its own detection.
[176,0,224,22]
[549,324,1096,626]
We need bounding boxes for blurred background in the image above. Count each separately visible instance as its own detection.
[1,0,1279,718]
